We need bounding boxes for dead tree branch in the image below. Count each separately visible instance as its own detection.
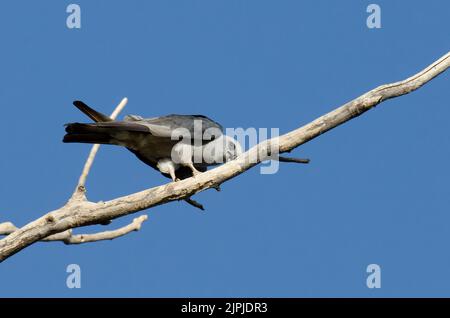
[0,215,148,244]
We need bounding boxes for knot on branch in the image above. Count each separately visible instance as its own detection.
[45,214,56,224]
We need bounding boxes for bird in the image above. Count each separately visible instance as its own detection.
[63,101,243,184]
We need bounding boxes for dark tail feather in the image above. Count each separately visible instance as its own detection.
[63,122,148,146]
[65,122,104,134]
[73,101,112,123]
[65,122,149,134]
[63,133,112,144]
[63,123,115,144]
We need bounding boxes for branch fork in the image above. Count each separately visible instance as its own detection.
[0,97,148,247]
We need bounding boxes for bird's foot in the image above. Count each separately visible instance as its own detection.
[188,164,202,177]
[191,170,201,177]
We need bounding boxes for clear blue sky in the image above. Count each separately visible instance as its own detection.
[0,0,449,297]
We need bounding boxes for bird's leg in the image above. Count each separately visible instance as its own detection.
[157,159,180,182]
[185,162,219,189]
[167,163,180,182]
[188,164,220,190]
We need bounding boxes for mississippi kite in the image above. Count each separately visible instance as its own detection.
[63,101,242,182]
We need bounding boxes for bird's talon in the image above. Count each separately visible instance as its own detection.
[190,169,201,177]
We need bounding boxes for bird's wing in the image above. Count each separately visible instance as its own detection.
[124,114,144,121]
[65,121,153,134]
[135,115,223,142]
[63,122,179,158]
[71,101,223,141]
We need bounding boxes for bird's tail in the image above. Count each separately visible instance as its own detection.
[64,101,151,145]
[63,101,116,144]
[63,121,149,145]
[63,123,115,144]
[73,100,112,123]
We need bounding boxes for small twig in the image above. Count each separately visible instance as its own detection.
[0,222,17,235]
[277,156,310,164]
[61,215,148,244]
[74,97,128,195]
[184,198,205,211]
[0,216,148,244]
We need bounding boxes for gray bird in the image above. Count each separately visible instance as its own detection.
[63,101,242,184]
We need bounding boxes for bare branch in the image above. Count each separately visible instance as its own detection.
[183,198,205,211]
[0,52,448,262]
[277,156,310,164]
[0,222,17,235]
[0,216,148,244]
[59,215,148,244]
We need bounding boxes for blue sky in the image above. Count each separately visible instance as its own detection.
[0,0,449,297]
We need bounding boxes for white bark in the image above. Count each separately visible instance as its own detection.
[0,215,147,244]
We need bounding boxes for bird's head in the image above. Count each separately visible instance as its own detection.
[223,135,243,162]
[201,135,243,165]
